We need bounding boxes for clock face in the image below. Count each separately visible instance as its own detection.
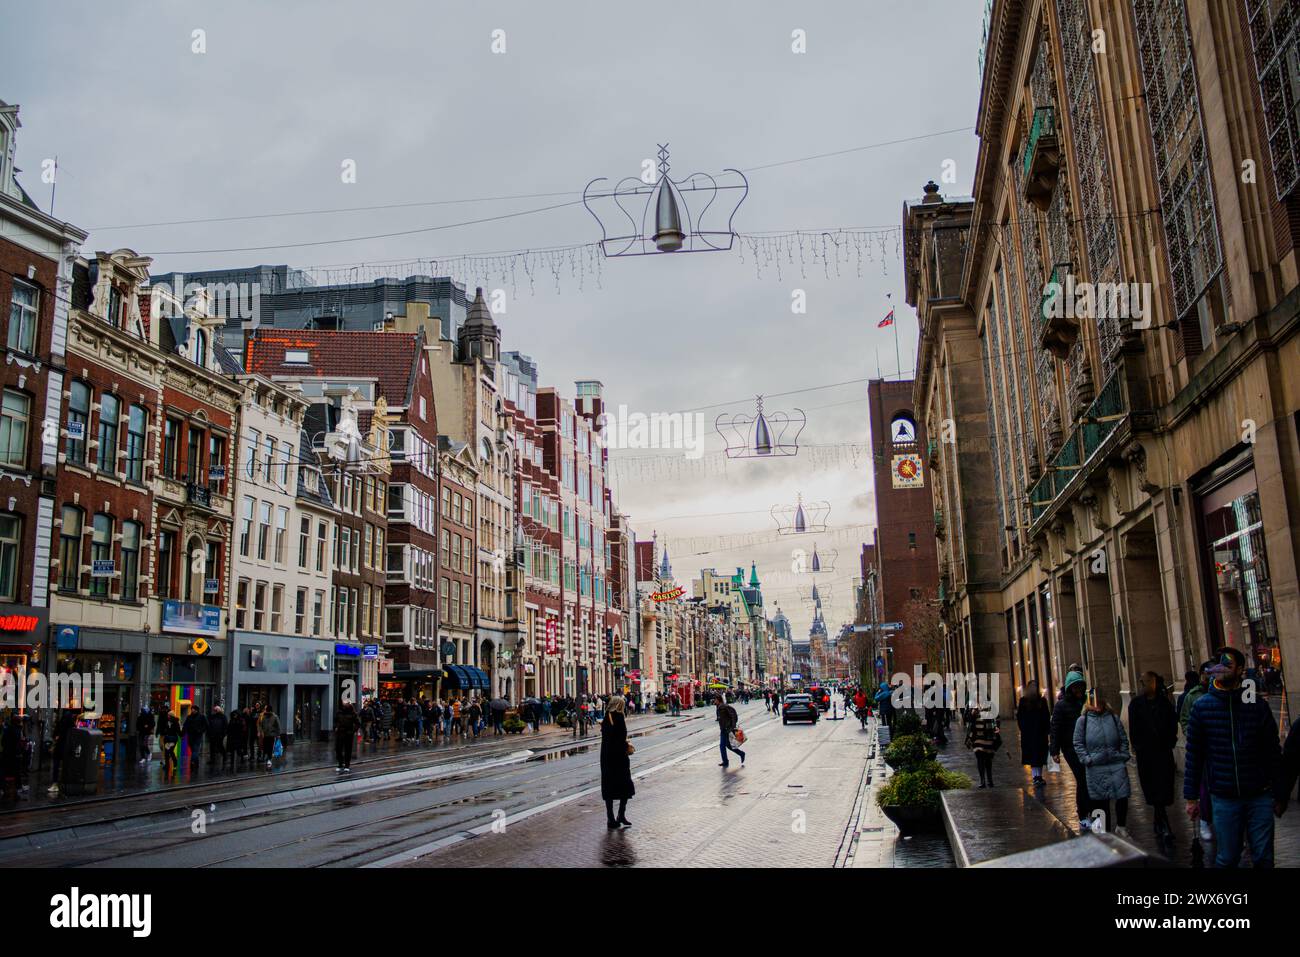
[890,453,925,489]
[891,416,917,446]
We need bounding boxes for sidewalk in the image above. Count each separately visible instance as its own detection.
[921,714,1299,867]
[0,707,704,818]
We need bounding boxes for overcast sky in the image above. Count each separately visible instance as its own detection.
[2,0,983,641]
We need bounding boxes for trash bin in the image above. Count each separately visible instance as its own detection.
[60,728,103,796]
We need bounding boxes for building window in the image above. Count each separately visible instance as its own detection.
[187,426,205,485]
[208,433,226,494]
[90,513,113,598]
[163,418,181,477]
[0,513,20,601]
[121,521,141,602]
[156,529,175,598]
[271,584,283,633]
[274,507,288,564]
[240,497,254,556]
[316,521,327,572]
[7,279,38,354]
[298,516,310,568]
[441,577,450,620]
[253,581,267,631]
[0,389,30,469]
[908,531,917,550]
[96,394,120,473]
[59,506,82,591]
[66,381,90,465]
[257,502,272,560]
[312,590,324,636]
[204,541,220,598]
[245,430,259,478]
[235,578,249,630]
[295,587,307,634]
[126,405,148,482]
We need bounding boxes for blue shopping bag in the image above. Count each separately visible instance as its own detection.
[272,737,284,760]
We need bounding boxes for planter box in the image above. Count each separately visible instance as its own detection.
[881,803,944,835]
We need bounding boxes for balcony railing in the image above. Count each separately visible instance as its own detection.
[1027,370,1126,523]
[1021,106,1060,210]
[186,482,213,509]
[1039,261,1078,358]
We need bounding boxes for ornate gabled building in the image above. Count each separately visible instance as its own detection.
[912,0,1300,726]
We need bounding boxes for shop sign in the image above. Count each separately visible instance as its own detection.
[362,644,379,659]
[203,578,220,595]
[91,559,115,578]
[523,661,536,675]
[208,465,226,481]
[335,644,361,657]
[544,618,558,655]
[378,658,394,675]
[55,624,79,651]
[67,421,85,441]
[0,615,38,632]
[189,637,211,656]
[790,672,803,681]
[161,600,222,636]
[652,586,684,602]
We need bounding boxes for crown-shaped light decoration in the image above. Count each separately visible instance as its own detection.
[771,492,830,536]
[809,542,838,574]
[799,582,833,605]
[583,144,748,257]
[717,395,805,459]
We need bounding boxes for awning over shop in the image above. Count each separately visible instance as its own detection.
[443,665,490,689]
[386,669,443,682]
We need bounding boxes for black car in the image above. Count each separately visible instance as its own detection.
[782,694,818,725]
[808,686,832,712]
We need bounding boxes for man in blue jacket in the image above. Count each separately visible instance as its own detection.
[1184,646,1281,868]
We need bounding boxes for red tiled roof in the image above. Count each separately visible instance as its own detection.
[244,330,420,405]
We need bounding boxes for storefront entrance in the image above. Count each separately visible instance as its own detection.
[1198,452,1291,731]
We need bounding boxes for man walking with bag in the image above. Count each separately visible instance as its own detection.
[716,696,746,768]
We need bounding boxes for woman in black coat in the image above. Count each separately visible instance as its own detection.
[1127,671,1178,838]
[600,695,635,829]
[1016,681,1052,785]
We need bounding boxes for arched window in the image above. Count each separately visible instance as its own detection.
[480,437,493,462]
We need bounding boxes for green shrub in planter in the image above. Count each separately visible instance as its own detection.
[502,715,525,734]
[884,733,937,771]
[875,760,972,810]
[892,709,923,736]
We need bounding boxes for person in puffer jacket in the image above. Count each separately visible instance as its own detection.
[1073,688,1132,838]
[1184,646,1281,868]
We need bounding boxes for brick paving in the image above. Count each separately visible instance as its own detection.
[402,702,874,868]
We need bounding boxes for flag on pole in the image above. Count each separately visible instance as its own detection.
[877,308,895,329]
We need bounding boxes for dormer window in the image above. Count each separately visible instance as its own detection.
[107,285,123,327]
[194,329,208,368]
